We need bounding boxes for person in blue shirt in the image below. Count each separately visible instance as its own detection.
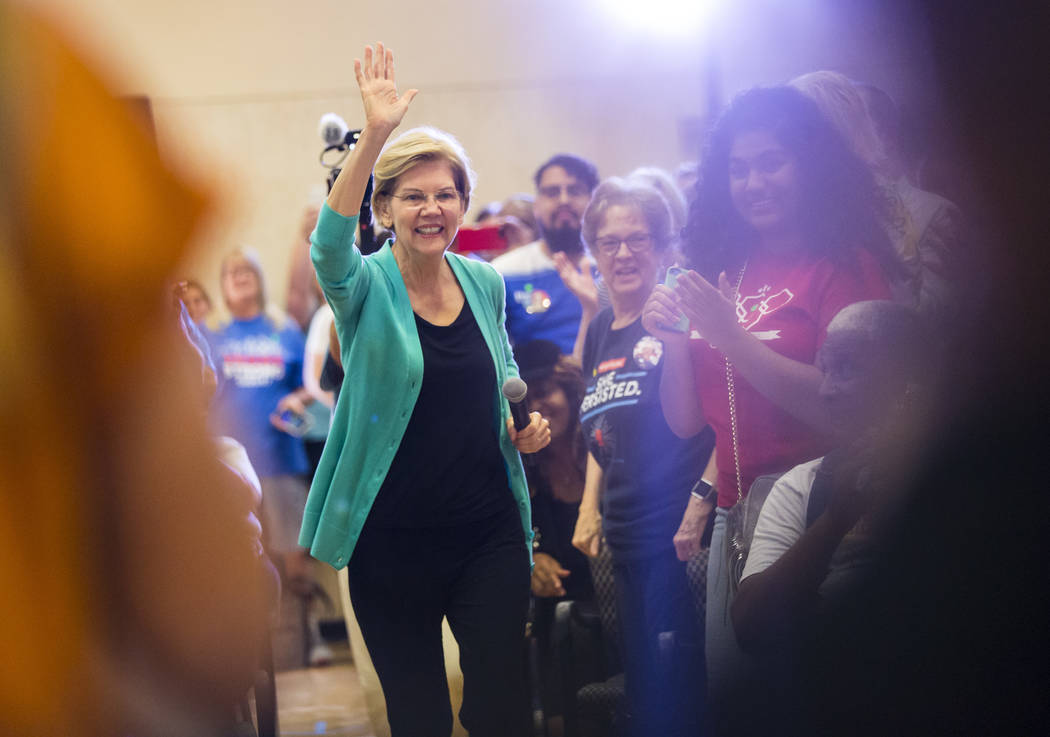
[491,153,601,358]
[206,246,327,665]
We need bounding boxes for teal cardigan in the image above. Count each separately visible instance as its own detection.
[298,204,533,569]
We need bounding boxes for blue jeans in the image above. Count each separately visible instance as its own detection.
[611,547,704,737]
[705,508,746,704]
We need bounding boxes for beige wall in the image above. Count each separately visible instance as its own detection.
[21,0,933,319]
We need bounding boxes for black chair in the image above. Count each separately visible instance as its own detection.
[554,543,621,737]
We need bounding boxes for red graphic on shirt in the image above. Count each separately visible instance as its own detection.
[597,357,626,374]
[736,285,795,330]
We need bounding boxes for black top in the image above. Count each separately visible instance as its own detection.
[581,308,715,559]
[529,471,594,601]
[365,301,514,528]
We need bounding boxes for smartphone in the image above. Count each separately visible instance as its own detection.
[661,266,690,333]
[455,224,510,254]
[277,409,314,437]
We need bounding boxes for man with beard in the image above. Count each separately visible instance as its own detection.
[491,154,600,356]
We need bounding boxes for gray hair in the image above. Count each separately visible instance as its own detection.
[582,177,674,255]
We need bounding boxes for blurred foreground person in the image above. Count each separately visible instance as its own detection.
[0,5,265,735]
[300,44,550,737]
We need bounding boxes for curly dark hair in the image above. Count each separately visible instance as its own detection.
[683,85,900,282]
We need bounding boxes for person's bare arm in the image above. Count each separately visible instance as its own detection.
[572,452,605,558]
[642,284,707,437]
[732,512,851,653]
[733,460,871,653]
[672,452,718,560]
[674,270,830,433]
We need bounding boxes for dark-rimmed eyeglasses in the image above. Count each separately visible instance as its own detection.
[593,233,654,256]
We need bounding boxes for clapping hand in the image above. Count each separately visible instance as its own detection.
[672,269,742,347]
[642,284,689,343]
[552,252,599,314]
[355,42,418,134]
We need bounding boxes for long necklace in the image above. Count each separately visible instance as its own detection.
[724,261,749,504]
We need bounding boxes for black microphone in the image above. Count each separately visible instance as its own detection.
[502,376,531,431]
[502,377,535,467]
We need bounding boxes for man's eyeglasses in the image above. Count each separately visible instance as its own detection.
[390,189,461,208]
[593,233,654,256]
[538,184,591,199]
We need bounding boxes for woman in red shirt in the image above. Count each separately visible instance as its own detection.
[642,85,901,713]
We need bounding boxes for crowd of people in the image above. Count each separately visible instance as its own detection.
[171,39,974,737]
[8,0,1049,732]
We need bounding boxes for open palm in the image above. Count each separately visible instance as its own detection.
[552,251,599,312]
[354,42,418,132]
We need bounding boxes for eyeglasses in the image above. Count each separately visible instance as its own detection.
[390,189,461,208]
[593,233,654,256]
[538,183,591,199]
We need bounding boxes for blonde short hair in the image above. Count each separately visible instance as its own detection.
[790,70,886,172]
[220,246,267,311]
[372,126,477,225]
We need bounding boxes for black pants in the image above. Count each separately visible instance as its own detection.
[347,504,531,737]
[612,546,705,737]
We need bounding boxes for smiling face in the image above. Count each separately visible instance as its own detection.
[728,129,801,236]
[221,257,263,319]
[593,204,664,310]
[380,158,465,257]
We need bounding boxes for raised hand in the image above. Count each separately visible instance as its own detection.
[354,42,418,133]
[552,251,599,313]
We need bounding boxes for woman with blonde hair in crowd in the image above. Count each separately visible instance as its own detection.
[299,44,549,737]
[206,247,331,667]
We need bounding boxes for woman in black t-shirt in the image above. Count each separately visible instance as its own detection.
[569,178,714,737]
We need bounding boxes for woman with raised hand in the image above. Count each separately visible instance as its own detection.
[299,44,549,737]
[641,85,898,711]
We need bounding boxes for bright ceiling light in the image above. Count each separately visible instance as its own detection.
[599,0,717,36]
